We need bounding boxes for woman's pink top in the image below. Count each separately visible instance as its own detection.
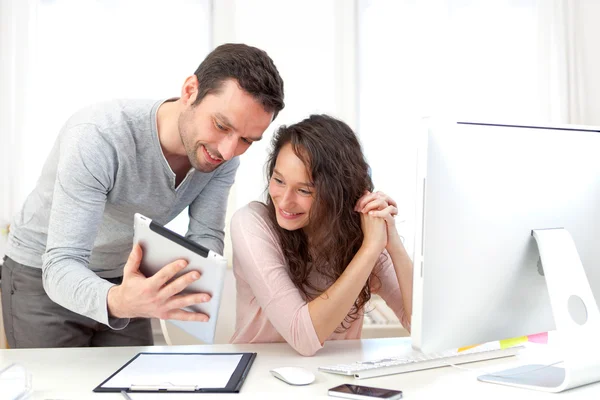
[229,202,410,356]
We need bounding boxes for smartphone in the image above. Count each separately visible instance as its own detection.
[328,384,403,400]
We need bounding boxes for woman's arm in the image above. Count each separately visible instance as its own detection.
[307,235,384,343]
[383,232,413,330]
[231,204,329,356]
[232,203,387,355]
[307,200,390,343]
[357,191,413,330]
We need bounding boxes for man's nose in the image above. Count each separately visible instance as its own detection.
[218,135,238,161]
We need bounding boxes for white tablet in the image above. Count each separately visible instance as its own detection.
[133,213,227,344]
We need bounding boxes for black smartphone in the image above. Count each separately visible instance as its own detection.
[328,384,403,400]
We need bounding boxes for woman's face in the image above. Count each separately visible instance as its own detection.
[269,143,315,231]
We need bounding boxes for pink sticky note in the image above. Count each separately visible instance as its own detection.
[527,332,548,344]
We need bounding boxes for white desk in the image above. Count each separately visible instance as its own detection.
[0,337,598,399]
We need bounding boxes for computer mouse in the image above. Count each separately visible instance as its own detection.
[270,366,316,385]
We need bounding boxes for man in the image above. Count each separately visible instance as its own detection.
[1,43,285,348]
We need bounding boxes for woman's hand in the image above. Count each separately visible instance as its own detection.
[355,191,413,331]
[355,191,402,251]
[360,211,388,254]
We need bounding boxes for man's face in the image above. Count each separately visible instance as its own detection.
[178,78,274,173]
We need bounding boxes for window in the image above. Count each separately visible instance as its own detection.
[358,0,544,256]
[30,0,211,234]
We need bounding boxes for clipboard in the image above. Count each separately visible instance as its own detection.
[93,352,256,393]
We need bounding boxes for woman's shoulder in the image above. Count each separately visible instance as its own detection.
[231,201,272,231]
[231,202,283,259]
[233,201,269,218]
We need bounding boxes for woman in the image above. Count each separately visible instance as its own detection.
[229,115,413,356]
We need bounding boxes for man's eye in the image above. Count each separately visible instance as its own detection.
[215,121,227,131]
[242,137,252,145]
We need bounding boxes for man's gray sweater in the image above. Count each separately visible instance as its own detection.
[6,99,239,328]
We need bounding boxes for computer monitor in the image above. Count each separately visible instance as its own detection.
[410,120,600,392]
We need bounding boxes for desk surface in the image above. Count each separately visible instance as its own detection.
[0,337,598,399]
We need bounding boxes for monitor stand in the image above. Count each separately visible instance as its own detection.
[478,228,600,392]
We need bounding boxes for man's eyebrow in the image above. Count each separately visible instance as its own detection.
[215,113,237,131]
[215,112,262,142]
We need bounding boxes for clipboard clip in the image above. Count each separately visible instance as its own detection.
[130,382,198,392]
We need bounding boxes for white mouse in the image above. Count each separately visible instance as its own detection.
[270,366,316,385]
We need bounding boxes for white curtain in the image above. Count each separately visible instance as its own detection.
[538,0,585,124]
[357,0,586,258]
[0,0,38,258]
[0,0,37,350]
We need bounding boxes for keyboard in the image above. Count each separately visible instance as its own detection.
[319,342,525,379]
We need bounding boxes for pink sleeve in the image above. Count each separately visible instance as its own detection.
[231,204,323,356]
[371,250,411,331]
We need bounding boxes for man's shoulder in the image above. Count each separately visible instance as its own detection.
[59,99,162,150]
[69,98,157,116]
[64,99,160,133]
[218,156,241,174]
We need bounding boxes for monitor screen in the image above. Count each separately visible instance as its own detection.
[411,121,600,353]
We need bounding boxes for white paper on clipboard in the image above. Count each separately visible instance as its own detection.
[101,354,243,390]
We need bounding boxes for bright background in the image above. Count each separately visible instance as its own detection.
[2,0,599,264]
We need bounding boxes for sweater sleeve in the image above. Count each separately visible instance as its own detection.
[42,124,128,329]
[371,250,411,331]
[231,204,323,356]
[187,157,239,255]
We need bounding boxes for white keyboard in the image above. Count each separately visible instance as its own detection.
[319,342,524,379]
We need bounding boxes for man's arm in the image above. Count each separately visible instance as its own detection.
[186,157,240,255]
[42,124,127,328]
[43,124,212,327]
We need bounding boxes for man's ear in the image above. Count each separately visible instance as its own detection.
[181,75,199,105]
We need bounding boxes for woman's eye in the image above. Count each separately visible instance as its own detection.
[299,189,313,196]
[273,177,283,184]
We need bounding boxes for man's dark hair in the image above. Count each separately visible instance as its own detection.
[192,43,285,119]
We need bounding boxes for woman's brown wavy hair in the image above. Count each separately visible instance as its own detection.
[264,114,379,331]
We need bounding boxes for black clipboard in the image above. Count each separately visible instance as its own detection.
[93,352,256,393]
